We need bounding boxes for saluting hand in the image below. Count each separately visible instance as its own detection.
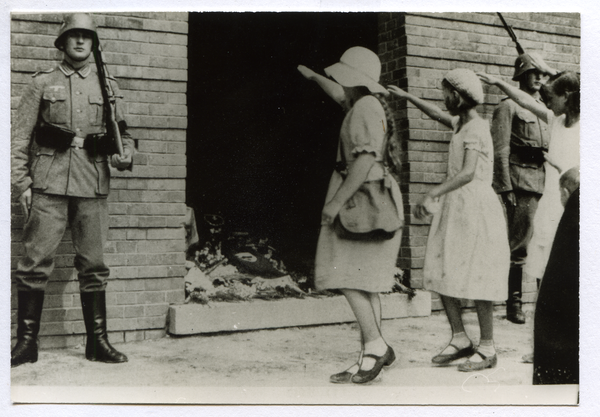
[476,72,499,86]
[387,85,410,98]
[111,149,133,169]
[297,65,316,80]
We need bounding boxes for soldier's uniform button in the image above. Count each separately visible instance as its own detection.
[51,97,56,103]
[77,109,82,113]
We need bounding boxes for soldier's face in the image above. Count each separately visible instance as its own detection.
[525,70,548,92]
[64,30,93,62]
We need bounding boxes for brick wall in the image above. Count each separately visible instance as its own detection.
[379,12,580,310]
[10,12,189,348]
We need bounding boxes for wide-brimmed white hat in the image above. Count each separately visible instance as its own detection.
[325,46,387,94]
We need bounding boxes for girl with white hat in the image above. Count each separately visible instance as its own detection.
[388,69,510,372]
[299,46,403,384]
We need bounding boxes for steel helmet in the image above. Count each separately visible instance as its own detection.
[54,13,99,50]
[512,52,543,81]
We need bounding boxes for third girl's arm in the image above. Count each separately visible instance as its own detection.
[387,85,454,128]
[477,73,549,123]
[321,153,376,225]
[414,149,479,219]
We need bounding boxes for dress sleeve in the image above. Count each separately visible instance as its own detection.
[462,120,484,153]
[347,96,386,159]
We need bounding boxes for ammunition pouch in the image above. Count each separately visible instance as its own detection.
[510,143,546,166]
[84,133,119,158]
[34,124,118,157]
[35,124,76,151]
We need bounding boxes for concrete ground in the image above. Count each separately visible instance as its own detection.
[9,304,579,406]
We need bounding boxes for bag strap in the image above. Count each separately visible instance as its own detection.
[336,98,391,181]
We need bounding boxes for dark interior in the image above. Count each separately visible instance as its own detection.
[186,12,378,271]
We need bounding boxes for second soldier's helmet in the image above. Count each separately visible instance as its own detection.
[54,13,99,50]
[512,52,543,81]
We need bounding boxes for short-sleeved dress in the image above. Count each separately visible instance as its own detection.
[525,112,580,279]
[423,117,510,301]
[315,95,404,293]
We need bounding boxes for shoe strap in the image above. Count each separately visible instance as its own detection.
[362,353,383,360]
[474,350,488,360]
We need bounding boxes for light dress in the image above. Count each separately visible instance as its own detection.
[423,116,510,301]
[315,95,404,293]
[524,112,580,279]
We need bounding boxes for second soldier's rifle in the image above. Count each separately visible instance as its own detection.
[93,42,125,158]
[497,12,526,55]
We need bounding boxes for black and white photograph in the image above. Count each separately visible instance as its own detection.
[2,0,598,415]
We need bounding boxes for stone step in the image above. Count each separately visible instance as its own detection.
[168,291,431,335]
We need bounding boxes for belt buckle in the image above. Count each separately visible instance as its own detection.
[71,136,85,149]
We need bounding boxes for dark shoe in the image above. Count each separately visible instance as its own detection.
[457,351,498,372]
[351,346,395,384]
[507,301,526,324]
[11,291,45,368]
[81,291,128,363]
[330,363,359,384]
[432,342,475,365]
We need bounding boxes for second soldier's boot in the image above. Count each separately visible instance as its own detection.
[506,267,526,324]
[11,291,45,368]
[81,291,128,363]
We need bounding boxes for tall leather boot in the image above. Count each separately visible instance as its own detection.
[507,267,526,324]
[11,291,45,368]
[81,291,128,363]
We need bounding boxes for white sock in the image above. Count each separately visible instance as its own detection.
[361,338,388,370]
[470,339,495,362]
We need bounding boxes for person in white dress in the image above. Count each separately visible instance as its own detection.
[298,47,403,384]
[388,69,510,372]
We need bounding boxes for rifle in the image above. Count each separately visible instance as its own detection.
[497,12,526,55]
[93,43,125,158]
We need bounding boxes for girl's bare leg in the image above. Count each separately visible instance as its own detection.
[342,289,388,371]
[438,295,472,355]
[468,300,496,362]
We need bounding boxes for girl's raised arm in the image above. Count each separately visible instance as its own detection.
[388,85,454,129]
[478,72,549,123]
[298,65,346,108]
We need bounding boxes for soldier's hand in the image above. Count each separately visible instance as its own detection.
[111,149,133,169]
[19,188,32,222]
[502,191,517,207]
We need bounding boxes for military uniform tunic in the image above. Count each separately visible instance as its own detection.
[491,97,549,268]
[11,61,135,292]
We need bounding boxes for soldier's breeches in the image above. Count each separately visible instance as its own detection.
[16,193,109,292]
[504,190,541,267]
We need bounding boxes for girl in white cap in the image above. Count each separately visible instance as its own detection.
[388,69,510,372]
[298,46,403,384]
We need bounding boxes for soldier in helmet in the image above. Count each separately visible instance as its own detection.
[11,13,135,367]
[490,53,551,324]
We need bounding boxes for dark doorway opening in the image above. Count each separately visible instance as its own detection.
[186,12,378,272]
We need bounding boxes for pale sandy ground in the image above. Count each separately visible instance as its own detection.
[10,304,579,405]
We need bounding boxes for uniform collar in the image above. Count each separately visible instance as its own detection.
[59,61,92,78]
